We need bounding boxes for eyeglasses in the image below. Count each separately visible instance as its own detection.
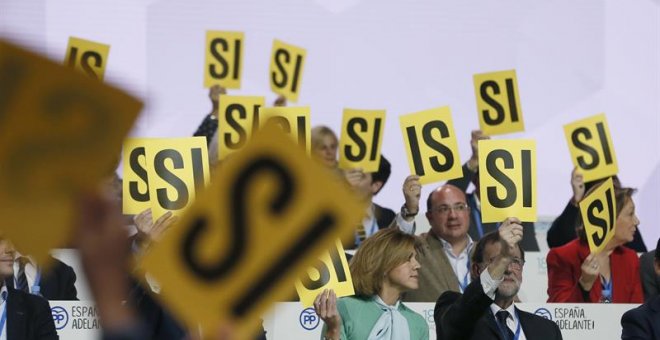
[431,203,469,214]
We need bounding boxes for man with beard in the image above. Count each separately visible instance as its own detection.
[434,219,562,340]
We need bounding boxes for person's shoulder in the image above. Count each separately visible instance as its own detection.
[549,238,581,256]
[399,302,428,327]
[518,308,560,330]
[9,288,51,310]
[617,245,641,258]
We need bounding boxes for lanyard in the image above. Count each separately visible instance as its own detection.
[600,276,612,303]
[491,308,522,340]
[458,257,471,292]
[0,293,7,338]
[31,270,41,296]
[470,195,484,238]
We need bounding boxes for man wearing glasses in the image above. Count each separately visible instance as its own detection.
[434,221,562,340]
[403,184,476,302]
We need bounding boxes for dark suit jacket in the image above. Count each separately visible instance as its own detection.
[621,295,660,340]
[448,164,539,251]
[547,200,647,252]
[547,239,643,303]
[6,287,58,340]
[373,203,395,230]
[640,250,660,301]
[434,277,562,340]
[6,257,77,301]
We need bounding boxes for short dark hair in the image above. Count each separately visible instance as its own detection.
[655,238,660,262]
[371,155,391,195]
[471,230,525,265]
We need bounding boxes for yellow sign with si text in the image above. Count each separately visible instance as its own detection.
[218,95,265,160]
[579,178,616,254]
[473,70,524,136]
[399,106,462,184]
[0,40,140,266]
[64,37,110,80]
[269,39,306,102]
[260,106,311,153]
[295,240,354,307]
[204,31,244,89]
[138,125,365,338]
[143,137,210,219]
[338,109,386,173]
[478,139,537,223]
[563,113,618,183]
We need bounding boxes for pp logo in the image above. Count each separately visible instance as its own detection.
[534,308,552,321]
[299,308,320,330]
[51,306,69,330]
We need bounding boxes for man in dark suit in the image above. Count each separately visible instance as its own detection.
[0,239,58,340]
[435,219,562,340]
[6,256,77,300]
[640,247,660,301]
[621,237,660,339]
[448,130,539,251]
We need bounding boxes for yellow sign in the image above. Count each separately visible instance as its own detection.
[473,70,524,135]
[259,106,311,153]
[295,240,354,307]
[64,37,110,80]
[139,125,365,338]
[204,31,244,89]
[399,107,462,184]
[478,139,537,223]
[269,39,306,102]
[0,40,141,265]
[563,114,618,183]
[579,178,616,254]
[122,139,151,215]
[338,109,386,173]
[217,95,265,160]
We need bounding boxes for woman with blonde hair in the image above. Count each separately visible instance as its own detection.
[314,228,428,340]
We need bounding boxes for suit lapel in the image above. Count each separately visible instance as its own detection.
[6,288,26,340]
[426,234,461,291]
[482,309,505,340]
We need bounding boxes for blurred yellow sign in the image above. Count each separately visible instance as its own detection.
[260,106,311,153]
[478,139,537,223]
[338,108,386,173]
[204,31,244,89]
[269,39,306,102]
[579,178,616,254]
[473,70,524,135]
[399,106,462,184]
[295,240,354,307]
[217,95,265,159]
[139,125,364,338]
[0,40,140,265]
[64,37,110,80]
[563,113,618,182]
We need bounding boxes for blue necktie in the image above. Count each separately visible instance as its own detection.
[15,257,29,293]
[496,310,514,340]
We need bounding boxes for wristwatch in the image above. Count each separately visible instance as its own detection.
[401,204,418,218]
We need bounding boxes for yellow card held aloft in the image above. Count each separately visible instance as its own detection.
[143,137,210,219]
[269,39,306,102]
[295,240,354,307]
[473,70,524,136]
[138,125,365,338]
[122,139,152,215]
[579,178,616,254]
[260,106,311,153]
[218,95,265,159]
[399,106,462,184]
[64,37,110,80]
[338,109,386,173]
[563,113,618,183]
[478,139,537,223]
[204,31,244,89]
[0,40,141,265]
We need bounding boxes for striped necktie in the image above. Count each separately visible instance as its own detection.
[15,257,29,293]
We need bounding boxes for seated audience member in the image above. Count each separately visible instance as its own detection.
[314,228,428,340]
[404,185,474,302]
[434,221,562,340]
[0,238,58,339]
[546,169,646,251]
[311,125,339,169]
[193,85,225,145]
[641,246,660,301]
[343,156,415,248]
[448,130,539,251]
[621,237,660,339]
[5,254,77,300]
[546,186,643,303]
